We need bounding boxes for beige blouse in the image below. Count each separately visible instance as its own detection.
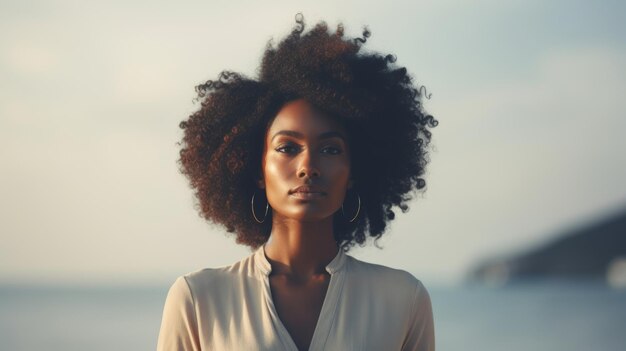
[157,245,435,351]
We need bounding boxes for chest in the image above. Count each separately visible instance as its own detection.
[269,274,330,351]
[195,267,416,350]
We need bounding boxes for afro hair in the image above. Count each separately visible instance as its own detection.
[178,14,438,251]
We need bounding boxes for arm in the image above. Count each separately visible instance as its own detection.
[156,276,202,351]
[401,280,435,351]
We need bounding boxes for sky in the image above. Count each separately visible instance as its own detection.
[1,0,625,286]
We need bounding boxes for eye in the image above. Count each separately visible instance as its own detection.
[322,145,342,155]
[275,144,300,154]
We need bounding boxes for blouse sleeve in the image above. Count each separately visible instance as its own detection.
[401,280,435,351]
[156,276,202,351]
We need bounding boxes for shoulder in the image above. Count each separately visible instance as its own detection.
[341,255,434,348]
[344,255,432,314]
[173,251,258,299]
[158,253,256,351]
[345,254,426,292]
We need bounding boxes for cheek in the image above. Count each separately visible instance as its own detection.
[333,162,350,177]
[327,160,351,186]
[263,155,291,187]
[333,154,351,175]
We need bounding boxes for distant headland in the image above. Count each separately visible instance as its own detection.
[469,206,626,288]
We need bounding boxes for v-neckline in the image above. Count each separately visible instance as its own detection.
[254,245,347,351]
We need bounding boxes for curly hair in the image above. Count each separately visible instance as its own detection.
[178,14,438,251]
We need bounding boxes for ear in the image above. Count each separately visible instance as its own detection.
[257,177,265,189]
[347,178,354,190]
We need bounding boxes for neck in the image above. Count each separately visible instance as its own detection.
[264,214,339,279]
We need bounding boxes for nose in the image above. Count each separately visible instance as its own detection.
[297,149,320,179]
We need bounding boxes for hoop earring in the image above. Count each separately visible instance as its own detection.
[251,190,269,224]
[342,190,361,223]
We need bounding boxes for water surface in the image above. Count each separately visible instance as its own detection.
[1,282,624,350]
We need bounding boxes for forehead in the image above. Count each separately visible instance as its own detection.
[266,99,345,139]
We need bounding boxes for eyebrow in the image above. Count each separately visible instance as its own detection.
[271,130,347,143]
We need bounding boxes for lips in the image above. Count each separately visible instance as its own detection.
[289,185,326,195]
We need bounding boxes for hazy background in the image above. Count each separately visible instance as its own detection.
[2,0,625,287]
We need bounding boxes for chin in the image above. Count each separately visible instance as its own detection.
[282,208,336,223]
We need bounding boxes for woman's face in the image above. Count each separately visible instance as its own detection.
[259,98,352,222]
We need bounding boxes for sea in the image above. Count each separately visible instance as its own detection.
[1,281,625,351]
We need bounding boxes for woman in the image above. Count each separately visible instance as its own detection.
[157,14,438,351]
